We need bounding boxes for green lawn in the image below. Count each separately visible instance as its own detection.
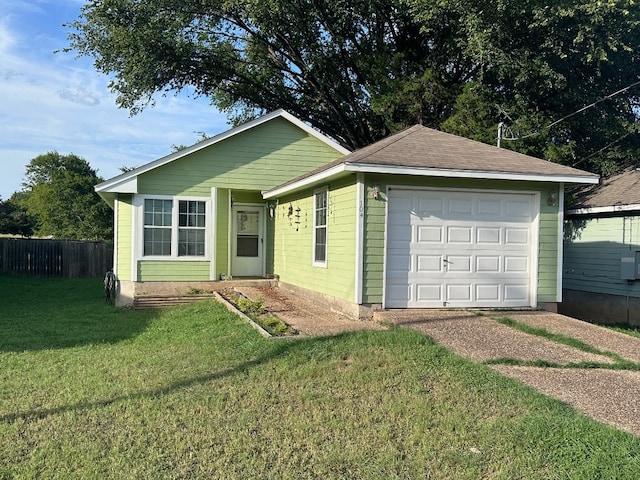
[1,276,640,479]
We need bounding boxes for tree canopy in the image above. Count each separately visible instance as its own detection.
[67,0,640,174]
[0,195,35,237]
[18,152,113,241]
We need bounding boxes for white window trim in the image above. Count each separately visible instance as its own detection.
[312,187,328,268]
[135,194,212,261]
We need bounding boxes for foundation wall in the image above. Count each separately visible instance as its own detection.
[560,288,640,326]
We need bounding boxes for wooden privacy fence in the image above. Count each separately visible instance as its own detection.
[0,238,113,278]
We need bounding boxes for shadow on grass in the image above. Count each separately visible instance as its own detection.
[0,332,361,423]
[0,275,157,352]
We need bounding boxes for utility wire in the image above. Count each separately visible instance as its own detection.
[571,131,633,168]
[501,79,640,141]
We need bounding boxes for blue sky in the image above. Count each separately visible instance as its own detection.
[0,0,229,200]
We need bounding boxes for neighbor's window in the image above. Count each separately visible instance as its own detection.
[143,198,207,257]
[313,189,328,266]
[178,200,206,256]
[144,199,173,256]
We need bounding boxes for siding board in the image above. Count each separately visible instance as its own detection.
[564,215,640,298]
[138,261,210,281]
[273,177,357,302]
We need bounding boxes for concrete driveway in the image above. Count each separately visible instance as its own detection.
[378,309,640,436]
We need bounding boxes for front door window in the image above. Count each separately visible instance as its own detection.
[236,211,259,257]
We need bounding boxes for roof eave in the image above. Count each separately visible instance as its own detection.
[263,163,600,198]
[567,204,640,216]
[345,163,600,184]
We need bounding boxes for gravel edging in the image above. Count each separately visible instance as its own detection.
[213,291,272,338]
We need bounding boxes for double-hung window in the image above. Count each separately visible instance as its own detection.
[313,188,328,266]
[144,199,173,256]
[178,200,206,256]
[143,198,207,257]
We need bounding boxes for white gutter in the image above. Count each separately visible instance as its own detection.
[263,162,599,199]
[567,204,640,216]
[344,163,599,185]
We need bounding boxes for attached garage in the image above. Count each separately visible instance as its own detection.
[385,188,539,308]
[263,121,600,317]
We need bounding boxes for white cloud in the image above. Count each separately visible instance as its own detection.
[58,86,101,105]
[0,3,230,199]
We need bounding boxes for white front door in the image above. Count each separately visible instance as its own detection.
[231,205,265,277]
[385,188,538,308]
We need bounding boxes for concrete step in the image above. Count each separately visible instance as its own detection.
[133,294,218,309]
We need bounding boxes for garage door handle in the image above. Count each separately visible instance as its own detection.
[443,259,451,264]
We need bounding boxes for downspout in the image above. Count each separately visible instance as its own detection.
[557,183,565,303]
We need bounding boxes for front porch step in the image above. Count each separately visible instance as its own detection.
[133,294,218,309]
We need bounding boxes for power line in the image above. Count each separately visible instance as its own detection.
[499,79,640,143]
[571,131,633,168]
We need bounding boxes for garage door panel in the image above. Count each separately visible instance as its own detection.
[505,256,528,273]
[386,253,411,274]
[448,198,473,215]
[476,284,500,302]
[447,284,472,302]
[417,255,443,273]
[504,284,529,301]
[417,226,443,243]
[505,228,529,245]
[476,227,501,244]
[388,196,414,214]
[477,199,501,216]
[386,285,411,306]
[476,256,501,273]
[446,256,471,272]
[387,225,412,243]
[447,226,473,243]
[416,284,443,302]
[506,200,533,219]
[418,198,444,215]
[385,188,537,308]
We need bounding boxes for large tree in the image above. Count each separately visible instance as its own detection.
[19,152,113,241]
[0,195,35,237]
[66,0,640,174]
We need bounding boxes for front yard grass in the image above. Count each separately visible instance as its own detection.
[1,275,640,478]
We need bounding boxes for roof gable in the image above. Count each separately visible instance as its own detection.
[96,109,349,197]
[264,125,599,198]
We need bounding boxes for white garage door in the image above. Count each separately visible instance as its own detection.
[385,188,538,308]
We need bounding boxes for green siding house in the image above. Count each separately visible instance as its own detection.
[562,169,640,325]
[97,111,598,316]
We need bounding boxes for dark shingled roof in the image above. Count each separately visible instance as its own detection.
[266,125,597,195]
[570,168,640,210]
[341,125,594,175]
